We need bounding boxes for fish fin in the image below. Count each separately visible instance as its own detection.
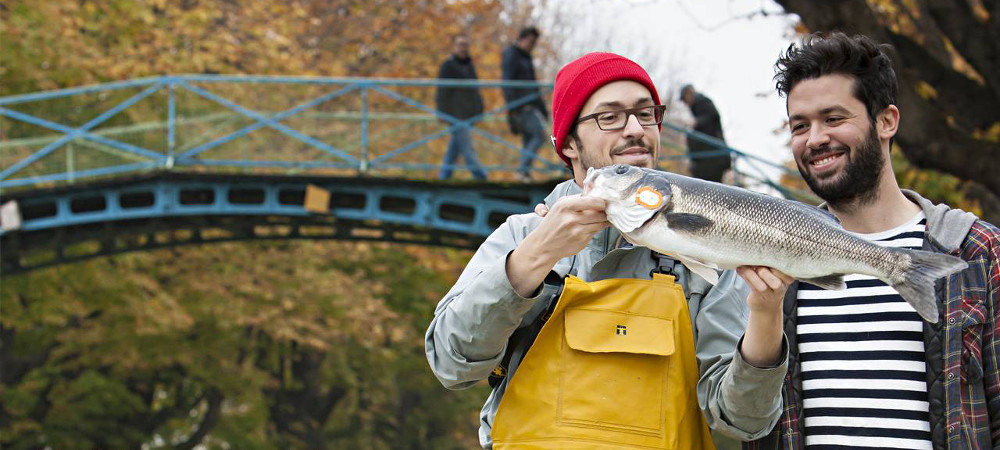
[663,212,714,234]
[891,249,968,323]
[800,274,847,291]
[677,255,720,285]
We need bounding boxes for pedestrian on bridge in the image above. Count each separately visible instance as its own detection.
[680,84,731,183]
[426,52,790,449]
[436,33,488,181]
[502,26,549,183]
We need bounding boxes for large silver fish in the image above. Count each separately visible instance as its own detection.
[583,164,968,323]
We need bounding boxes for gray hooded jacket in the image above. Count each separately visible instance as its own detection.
[425,179,789,448]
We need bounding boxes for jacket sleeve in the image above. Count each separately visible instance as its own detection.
[435,60,453,116]
[696,269,788,440]
[501,47,517,104]
[976,222,1000,439]
[424,216,550,390]
[534,96,549,120]
[470,65,484,117]
[692,98,720,131]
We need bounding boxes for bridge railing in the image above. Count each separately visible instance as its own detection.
[0,75,814,201]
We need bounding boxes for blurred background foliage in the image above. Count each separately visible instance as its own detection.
[2,0,997,448]
[1,0,540,447]
[2,241,485,449]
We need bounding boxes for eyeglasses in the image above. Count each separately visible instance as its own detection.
[575,105,667,131]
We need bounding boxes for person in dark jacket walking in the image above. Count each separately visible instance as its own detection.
[744,32,1000,450]
[436,34,487,180]
[502,26,548,182]
[681,85,730,183]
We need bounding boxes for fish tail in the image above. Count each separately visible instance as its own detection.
[890,249,968,323]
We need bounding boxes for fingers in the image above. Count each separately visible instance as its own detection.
[772,269,795,285]
[737,266,769,292]
[554,194,606,212]
[755,267,785,290]
[737,266,794,292]
[575,209,608,224]
[579,221,612,233]
[542,198,607,226]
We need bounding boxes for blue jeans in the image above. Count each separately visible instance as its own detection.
[439,126,487,180]
[516,107,546,176]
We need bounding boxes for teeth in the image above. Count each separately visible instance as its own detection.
[812,155,838,166]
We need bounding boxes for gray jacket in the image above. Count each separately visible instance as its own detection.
[425,179,788,448]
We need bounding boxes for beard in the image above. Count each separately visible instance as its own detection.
[576,136,654,171]
[799,124,884,209]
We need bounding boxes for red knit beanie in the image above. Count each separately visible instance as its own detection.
[550,52,660,166]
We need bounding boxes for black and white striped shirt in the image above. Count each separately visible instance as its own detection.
[797,212,931,450]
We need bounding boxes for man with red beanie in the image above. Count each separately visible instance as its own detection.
[426,52,788,449]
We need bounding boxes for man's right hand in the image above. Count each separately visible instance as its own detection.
[506,194,610,297]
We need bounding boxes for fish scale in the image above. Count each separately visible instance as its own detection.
[583,164,968,323]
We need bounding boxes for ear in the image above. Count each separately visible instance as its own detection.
[876,104,899,141]
[561,135,580,161]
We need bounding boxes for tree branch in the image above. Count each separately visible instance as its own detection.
[175,388,224,450]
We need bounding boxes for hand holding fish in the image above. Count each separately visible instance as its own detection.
[506,194,611,297]
[737,266,794,367]
[737,266,794,314]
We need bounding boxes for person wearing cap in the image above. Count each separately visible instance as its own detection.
[425,52,789,449]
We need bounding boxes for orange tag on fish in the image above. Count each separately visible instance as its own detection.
[635,186,663,209]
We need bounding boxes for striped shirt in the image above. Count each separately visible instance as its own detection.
[797,212,931,449]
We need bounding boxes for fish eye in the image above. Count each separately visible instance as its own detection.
[615,165,629,175]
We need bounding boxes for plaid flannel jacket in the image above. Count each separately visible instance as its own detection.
[746,219,1000,450]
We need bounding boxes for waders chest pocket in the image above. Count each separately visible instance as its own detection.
[558,308,675,434]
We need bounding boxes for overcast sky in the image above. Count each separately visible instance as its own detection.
[549,0,801,185]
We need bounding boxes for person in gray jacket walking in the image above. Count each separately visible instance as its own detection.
[426,52,792,449]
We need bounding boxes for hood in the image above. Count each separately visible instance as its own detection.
[902,189,978,252]
[819,189,978,252]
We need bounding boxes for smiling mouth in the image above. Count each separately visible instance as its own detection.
[807,149,847,168]
[615,147,650,156]
[811,154,839,166]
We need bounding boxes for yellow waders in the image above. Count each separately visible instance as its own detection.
[492,274,715,449]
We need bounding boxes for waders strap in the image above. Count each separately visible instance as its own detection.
[651,252,677,277]
[489,271,564,388]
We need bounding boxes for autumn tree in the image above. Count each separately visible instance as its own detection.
[1,0,542,448]
[772,0,1000,223]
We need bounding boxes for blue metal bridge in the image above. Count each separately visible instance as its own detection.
[0,75,806,274]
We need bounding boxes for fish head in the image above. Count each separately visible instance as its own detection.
[583,164,672,233]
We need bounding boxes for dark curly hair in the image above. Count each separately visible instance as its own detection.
[775,32,897,124]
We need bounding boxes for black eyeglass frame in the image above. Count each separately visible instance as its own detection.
[574,105,667,131]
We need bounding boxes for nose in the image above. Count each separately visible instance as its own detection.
[805,123,830,150]
[622,113,645,139]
